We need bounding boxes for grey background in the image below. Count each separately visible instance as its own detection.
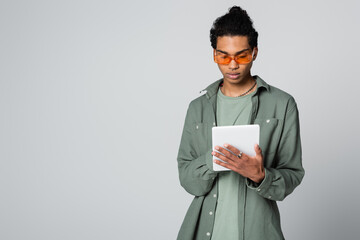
[1,0,359,239]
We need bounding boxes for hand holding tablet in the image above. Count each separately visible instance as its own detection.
[212,125,260,171]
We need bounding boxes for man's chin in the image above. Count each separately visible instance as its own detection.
[224,77,244,84]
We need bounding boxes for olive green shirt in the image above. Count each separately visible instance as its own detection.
[177,76,304,240]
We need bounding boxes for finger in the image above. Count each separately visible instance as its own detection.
[237,151,250,161]
[223,143,250,160]
[212,150,232,163]
[215,146,236,160]
[213,159,236,171]
[223,143,240,156]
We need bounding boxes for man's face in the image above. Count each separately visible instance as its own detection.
[215,35,257,85]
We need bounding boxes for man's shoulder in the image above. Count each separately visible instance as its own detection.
[259,82,298,112]
[266,84,294,101]
[188,79,222,107]
[187,93,209,111]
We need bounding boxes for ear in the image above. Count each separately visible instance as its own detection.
[253,47,258,61]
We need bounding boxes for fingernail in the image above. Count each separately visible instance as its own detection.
[224,144,228,147]
[215,146,219,150]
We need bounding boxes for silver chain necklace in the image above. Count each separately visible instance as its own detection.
[237,80,257,97]
[223,80,257,97]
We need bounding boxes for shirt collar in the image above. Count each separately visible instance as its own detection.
[202,75,269,99]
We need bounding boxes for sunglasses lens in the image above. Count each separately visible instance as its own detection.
[235,52,252,64]
[214,55,231,64]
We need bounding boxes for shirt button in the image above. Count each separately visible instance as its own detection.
[209,211,213,215]
[196,125,199,129]
[213,122,216,126]
[268,196,272,199]
[206,232,211,236]
[213,194,217,198]
[266,119,270,123]
[257,188,261,192]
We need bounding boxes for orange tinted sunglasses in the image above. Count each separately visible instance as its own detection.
[213,49,255,65]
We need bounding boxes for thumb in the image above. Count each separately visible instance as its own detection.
[254,144,262,156]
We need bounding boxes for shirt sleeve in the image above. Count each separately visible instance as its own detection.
[246,99,305,201]
[177,102,217,197]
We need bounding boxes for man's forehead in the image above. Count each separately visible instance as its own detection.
[216,35,251,53]
[216,48,250,55]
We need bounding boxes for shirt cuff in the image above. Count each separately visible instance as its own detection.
[246,168,274,199]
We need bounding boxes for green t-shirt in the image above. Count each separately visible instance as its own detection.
[211,87,254,240]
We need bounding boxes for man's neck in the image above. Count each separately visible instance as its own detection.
[221,76,256,97]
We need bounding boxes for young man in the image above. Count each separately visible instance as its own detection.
[177,6,304,240]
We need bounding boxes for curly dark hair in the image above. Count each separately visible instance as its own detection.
[210,6,258,49]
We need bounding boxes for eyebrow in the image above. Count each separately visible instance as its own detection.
[216,48,250,55]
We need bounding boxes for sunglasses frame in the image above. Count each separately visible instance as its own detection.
[213,48,256,65]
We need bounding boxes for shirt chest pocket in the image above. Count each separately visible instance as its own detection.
[192,122,212,156]
[254,118,282,155]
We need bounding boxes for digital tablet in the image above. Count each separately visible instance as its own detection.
[212,124,259,171]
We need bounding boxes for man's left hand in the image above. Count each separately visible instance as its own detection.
[212,144,265,183]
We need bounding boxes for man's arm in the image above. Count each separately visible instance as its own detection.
[246,100,304,201]
[177,102,217,197]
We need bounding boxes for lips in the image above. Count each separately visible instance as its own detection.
[227,73,240,79]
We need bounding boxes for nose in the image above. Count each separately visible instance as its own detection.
[229,59,239,70]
